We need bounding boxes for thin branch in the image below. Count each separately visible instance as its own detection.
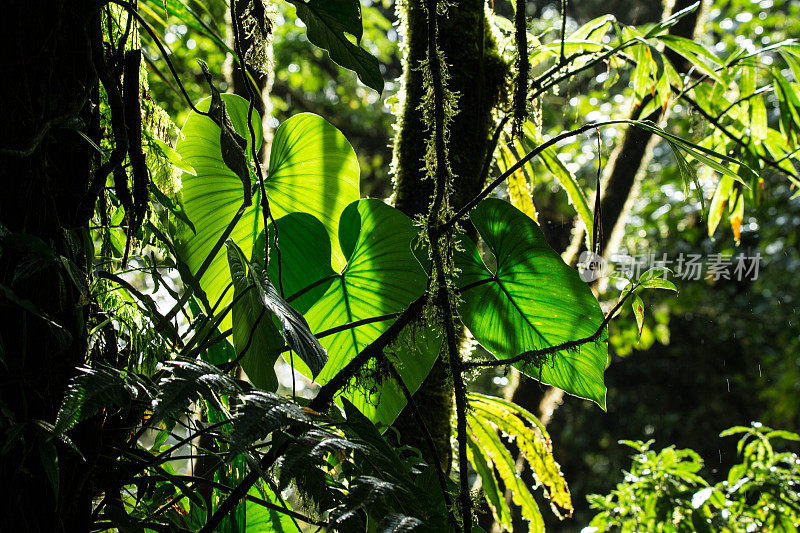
[285,274,339,303]
[560,0,568,64]
[205,296,427,533]
[157,473,328,526]
[443,120,629,231]
[288,312,401,348]
[309,294,427,412]
[713,85,771,122]
[529,40,637,101]
[513,0,529,132]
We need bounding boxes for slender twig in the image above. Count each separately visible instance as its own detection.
[442,120,630,231]
[163,204,246,323]
[285,274,338,303]
[203,299,427,532]
[713,85,771,122]
[198,440,289,532]
[560,0,568,64]
[478,114,512,188]
[529,40,638,101]
[217,307,267,371]
[150,473,327,526]
[289,313,401,348]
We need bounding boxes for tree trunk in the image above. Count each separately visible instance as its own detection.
[226,0,275,158]
[0,0,100,529]
[390,0,508,468]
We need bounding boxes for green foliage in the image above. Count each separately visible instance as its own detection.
[53,359,449,530]
[455,199,609,407]
[587,424,800,532]
[22,0,800,530]
[271,199,431,425]
[175,95,359,326]
[496,120,594,237]
[287,0,384,93]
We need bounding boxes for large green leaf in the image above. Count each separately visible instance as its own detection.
[265,112,360,272]
[244,482,301,532]
[175,94,262,322]
[260,200,432,425]
[287,0,384,93]
[455,199,608,408]
[175,98,359,329]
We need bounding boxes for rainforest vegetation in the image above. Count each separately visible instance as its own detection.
[1,0,799,531]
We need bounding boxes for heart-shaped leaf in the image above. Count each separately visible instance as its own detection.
[454,199,608,408]
[265,113,360,272]
[258,200,433,424]
[174,98,359,329]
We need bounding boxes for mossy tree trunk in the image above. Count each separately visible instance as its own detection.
[390,0,508,468]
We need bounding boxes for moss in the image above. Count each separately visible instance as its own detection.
[392,0,510,216]
[390,0,510,469]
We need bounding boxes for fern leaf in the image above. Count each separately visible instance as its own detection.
[55,365,152,434]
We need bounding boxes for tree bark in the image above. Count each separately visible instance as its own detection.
[0,0,100,529]
[226,0,275,159]
[390,0,508,468]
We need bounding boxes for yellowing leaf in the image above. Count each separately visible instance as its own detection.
[469,393,573,517]
[503,145,538,222]
[466,438,513,530]
[468,416,545,531]
[467,393,573,527]
[750,95,768,142]
[632,295,645,341]
[708,175,733,238]
[729,187,745,245]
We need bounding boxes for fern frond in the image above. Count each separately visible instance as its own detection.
[229,391,309,450]
[55,365,153,434]
[152,358,241,424]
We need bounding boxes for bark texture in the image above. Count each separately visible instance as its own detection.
[390,0,508,468]
[0,1,100,529]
